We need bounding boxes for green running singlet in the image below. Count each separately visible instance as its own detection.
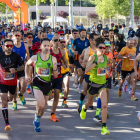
[89,54,107,85]
[35,54,53,82]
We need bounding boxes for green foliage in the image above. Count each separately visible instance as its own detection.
[0,3,11,13]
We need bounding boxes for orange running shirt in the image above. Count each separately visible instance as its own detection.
[120,46,136,71]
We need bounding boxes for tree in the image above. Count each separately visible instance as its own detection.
[88,13,98,19]
[0,3,11,13]
[57,11,69,18]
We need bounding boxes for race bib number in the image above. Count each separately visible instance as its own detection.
[38,68,50,77]
[129,55,136,60]
[97,67,106,76]
[3,72,15,80]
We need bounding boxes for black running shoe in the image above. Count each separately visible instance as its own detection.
[93,115,102,122]
[89,106,94,110]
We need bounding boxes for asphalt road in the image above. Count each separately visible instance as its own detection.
[0,76,140,140]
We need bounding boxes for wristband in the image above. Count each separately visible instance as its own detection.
[53,69,58,71]
[94,61,98,65]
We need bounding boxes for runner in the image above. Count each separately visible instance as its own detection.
[77,32,98,113]
[12,30,29,110]
[118,38,138,101]
[25,38,58,132]
[80,37,110,135]
[50,35,68,122]
[0,39,24,131]
[59,37,70,107]
[71,28,90,93]
[25,32,34,94]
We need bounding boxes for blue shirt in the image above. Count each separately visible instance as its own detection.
[128,30,135,37]
[73,38,90,55]
[68,38,74,57]
[33,36,40,44]
[0,47,3,53]
[47,33,53,41]
[75,25,84,31]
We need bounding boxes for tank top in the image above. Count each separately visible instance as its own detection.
[85,46,95,75]
[50,48,62,79]
[61,48,69,74]
[89,54,107,84]
[35,54,53,82]
[104,52,113,78]
[13,42,26,63]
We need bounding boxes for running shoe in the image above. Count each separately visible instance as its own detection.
[131,95,138,101]
[5,125,11,132]
[89,106,94,110]
[113,81,118,86]
[50,114,59,122]
[101,127,110,135]
[129,88,132,94]
[77,106,81,114]
[77,87,82,94]
[34,127,41,132]
[123,83,127,92]
[27,88,32,94]
[18,93,26,105]
[59,92,64,98]
[80,105,86,120]
[118,89,122,98]
[12,102,17,110]
[62,100,68,108]
[93,115,102,122]
[73,83,78,88]
[33,116,40,128]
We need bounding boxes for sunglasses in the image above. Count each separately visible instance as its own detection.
[98,46,106,50]
[104,35,109,38]
[15,34,20,37]
[53,39,60,42]
[28,36,33,39]
[60,41,66,44]
[5,45,13,48]
[74,33,78,34]
[60,34,64,36]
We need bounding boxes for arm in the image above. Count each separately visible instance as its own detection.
[25,43,29,60]
[81,48,90,68]
[118,54,128,59]
[52,56,58,78]
[79,49,85,65]
[134,54,140,78]
[25,55,37,79]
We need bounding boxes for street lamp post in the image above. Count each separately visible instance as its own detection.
[80,0,81,23]
[130,0,134,28]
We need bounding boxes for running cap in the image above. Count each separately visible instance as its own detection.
[129,25,133,28]
[111,23,114,26]
[104,41,111,46]
[24,28,27,31]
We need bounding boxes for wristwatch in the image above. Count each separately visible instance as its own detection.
[94,61,98,65]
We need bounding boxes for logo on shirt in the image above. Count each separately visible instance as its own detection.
[5,58,11,65]
[47,63,51,67]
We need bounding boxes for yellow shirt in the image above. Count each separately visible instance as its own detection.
[120,46,136,71]
[85,46,95,75]
[61,48,69,74]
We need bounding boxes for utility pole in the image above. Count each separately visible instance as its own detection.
[69,0,74,28]
[6,5,8,23]
[80,0,81,23]
[54,0,58,28]
[51,2,54,29]
[36,0,39,25]
[130,0,134,28]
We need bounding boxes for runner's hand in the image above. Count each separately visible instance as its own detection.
[53,62,57,71]
[9,68,15,74]
[135,71,139,78]
[79,59,83,64]
[127,53,132,58]
[25,77,31,83]
[74,51,78,55]
[62,65,67,69]
[97,56,104,64]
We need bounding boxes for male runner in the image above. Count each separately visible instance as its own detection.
[118,38,138,101]
[77,32,98,113]
[0,39,24,131]
[12,30,29,110]
[25,38,58,132]
[60,37,70,107]
[71,28,90,93]
[50,35,68,122]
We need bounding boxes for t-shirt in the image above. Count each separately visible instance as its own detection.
[33,36,40,44]
[120,46,136,71]
[47,33,53,41]
[0,52,23,85]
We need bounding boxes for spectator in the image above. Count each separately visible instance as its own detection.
[97,21,102,34]
[114,25,119,34]
[103,24,109,31]
[122,24,127,35]
[75,22,84,31]
[135,24,140,46]
[119,25,122,34]
[117,34,126,52]
[110,23,115,30]
[90,22,96,32]
[128,25,135,37]
[47,27,53,41]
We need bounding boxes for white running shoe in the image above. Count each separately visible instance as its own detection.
[73,83,78,88]
[76,87,82,94]
[129,88,132,94]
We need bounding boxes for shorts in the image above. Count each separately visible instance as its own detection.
[32,77,51,96]
[74,60,82,70]
[51,77,63,91]
[106,77,112,89]
[121,69,134,79]
[17,70,25,79]
[0,84,17,95]
[84,74,89,83]
[87,81,106,96]
[62,72,70,79]
[69,56,74,64]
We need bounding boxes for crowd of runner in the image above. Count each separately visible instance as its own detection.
[0,21,140,135]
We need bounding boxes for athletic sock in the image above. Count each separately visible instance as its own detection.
[131,93,134,97]
[102,123,106,128]
[2,107,9,125]
[79,93,85,107]
[84,108,87,112]
[113,78,115,82]
[63,98,67,102]
[51,113,54,116]
[27,84,30,89]
[95,98,101,116]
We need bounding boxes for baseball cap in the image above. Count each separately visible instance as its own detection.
[8,32,12,36]
[105,41,111,47]
[24,28,27,31]
[129,25,133,28]
[111,23,114,26]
